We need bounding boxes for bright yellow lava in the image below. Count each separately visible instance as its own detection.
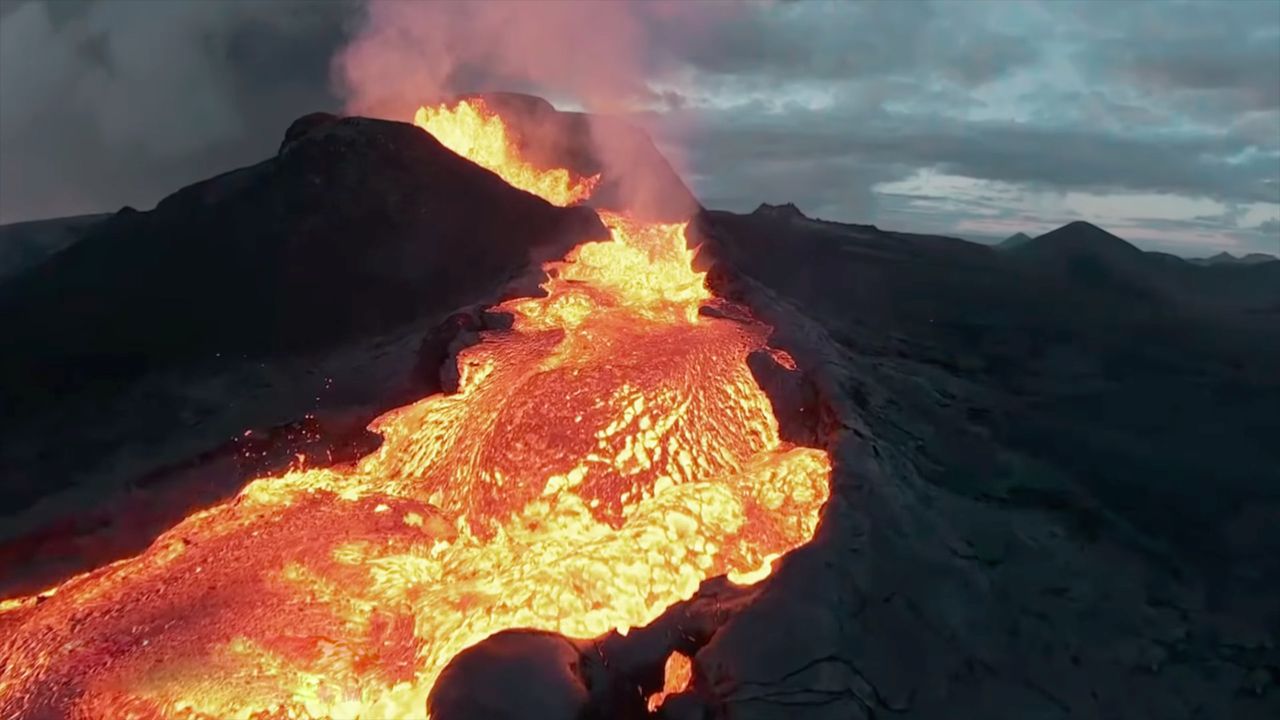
[647,651,694,711]
[413,99,599,207]
[0,100,830,720]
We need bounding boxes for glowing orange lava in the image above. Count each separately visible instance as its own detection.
[413,99,599,207]
[647,651,693,711]
[0,100,829,720]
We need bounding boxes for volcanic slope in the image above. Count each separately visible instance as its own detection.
[690,204,1279,720]
[0,101,830,719]
[0,113,605,519]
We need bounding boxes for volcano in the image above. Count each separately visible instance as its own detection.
[1,97,1278,720]
[0,97,830,719]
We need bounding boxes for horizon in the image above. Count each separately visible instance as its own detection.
[1,0,1277,257]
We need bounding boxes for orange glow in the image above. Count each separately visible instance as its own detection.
[0,102,829,720]
[647,651,694,711]
[413,99,599,207]
[765,346,798,371]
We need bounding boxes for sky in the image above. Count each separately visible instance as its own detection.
[0,0,1277,257]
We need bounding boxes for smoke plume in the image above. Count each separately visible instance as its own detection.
[335,0,732,218]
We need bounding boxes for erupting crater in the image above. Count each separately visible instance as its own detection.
[0,99,831,719]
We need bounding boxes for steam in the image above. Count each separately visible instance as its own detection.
[0,0,349,224]
[0,0,722,224]
[335,0,731,219]
[336,0,704,116]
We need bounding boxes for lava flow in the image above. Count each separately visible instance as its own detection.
[414,98,599,207]
[0,99,830,719]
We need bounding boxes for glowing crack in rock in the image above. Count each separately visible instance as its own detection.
[0,100,830,719]
[647,651,694,711]
[413,98,599,208]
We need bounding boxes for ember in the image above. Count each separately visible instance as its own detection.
[648,651,693,711]
[0,100,829,719]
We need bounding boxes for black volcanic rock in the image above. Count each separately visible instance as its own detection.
[691,206,1280,720]
[0,114,604,429]
[0,113,606,515]
[278,111,339,152]
[428,577,754,720]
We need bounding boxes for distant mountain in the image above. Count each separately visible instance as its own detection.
[1241,253,1277,264]
[752,202,808,220]
[1017,220,1144,257]
[996,231,1033,250]
[1190,251,1279,266]
[1005,220,1280,310]
[0,213,109,280]
[747,202,883,237]
[1006,221,1146,290]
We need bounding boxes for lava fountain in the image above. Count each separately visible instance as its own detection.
[0,99,830,719]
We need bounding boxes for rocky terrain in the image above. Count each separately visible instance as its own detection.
[0,112,603,522]
[1,110,1277,718]
[691,204,1279,719]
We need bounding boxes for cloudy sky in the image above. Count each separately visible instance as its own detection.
[1,0,1277,256]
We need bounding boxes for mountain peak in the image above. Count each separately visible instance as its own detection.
[1242,253,1279,264]
[998,232,1033,250]
[752,202,807,220]
[1193,251,1279,266]
[1025,220,1142,256]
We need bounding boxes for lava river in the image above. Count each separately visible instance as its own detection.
[0,100,830,719]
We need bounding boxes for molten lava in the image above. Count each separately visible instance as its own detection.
[413,99,599,207]
[0,99,830,719]
[647,651,693,711]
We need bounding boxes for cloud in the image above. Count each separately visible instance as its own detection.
[0,0,1276,256]
[665,100,1275,212]
[0,0,353,223]
[664,1,1037,88]
[1068,1,1280,112]
[334,0,737,117]
[648,0,1279,254]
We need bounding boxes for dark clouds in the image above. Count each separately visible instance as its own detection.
[651,0,1279,253]
[644,1,1037,89]
[0,0,354,222]
[0,0,1276,255]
